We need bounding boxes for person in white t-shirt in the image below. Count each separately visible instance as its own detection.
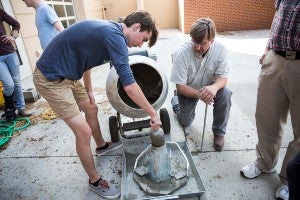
[170,17,232,151]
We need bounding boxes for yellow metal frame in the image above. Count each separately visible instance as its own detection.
[0,81,4,107]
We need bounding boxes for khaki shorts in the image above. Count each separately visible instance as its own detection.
[33,68,88,119]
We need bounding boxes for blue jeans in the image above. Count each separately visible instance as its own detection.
[287,151,300,200]
[0,52,25,110]
[172,87,232,135]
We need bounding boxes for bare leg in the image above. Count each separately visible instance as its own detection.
[64,112,100,183]
[78,98,106,148]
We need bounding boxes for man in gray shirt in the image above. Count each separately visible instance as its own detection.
[171,18,232,151]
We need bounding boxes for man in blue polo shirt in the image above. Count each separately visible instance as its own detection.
[33,10,160,199]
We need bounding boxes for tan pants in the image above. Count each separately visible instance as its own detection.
[255,50,300,184]
[33,68,88,119]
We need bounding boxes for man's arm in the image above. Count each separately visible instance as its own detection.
[0,9,20,44]
[123,83,161,131]
[177,76,227,104]
[210,76,227,92]
[105,33,161,131]
[176,84,200,99]
[11,29,19,39]
[53,21,64,32]
[260,10,278,64]
[200,76,227,104]
[82,70,94,104]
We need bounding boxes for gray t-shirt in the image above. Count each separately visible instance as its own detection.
[171,40,228,90]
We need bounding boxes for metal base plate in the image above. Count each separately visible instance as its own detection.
[121,142,205,200]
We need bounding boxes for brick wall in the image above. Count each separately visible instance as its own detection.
[184,0,275,33]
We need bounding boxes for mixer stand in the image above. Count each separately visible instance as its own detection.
[109,108,170,142]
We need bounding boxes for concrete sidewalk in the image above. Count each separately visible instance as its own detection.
[0,29,293,200]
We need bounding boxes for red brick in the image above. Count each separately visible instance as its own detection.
[184,0,275,33]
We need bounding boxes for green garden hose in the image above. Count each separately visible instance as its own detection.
[0,117,31,147]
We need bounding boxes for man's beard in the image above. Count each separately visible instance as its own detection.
[194,49,206,57]
[194,48,209,58]
[195,52,204,57]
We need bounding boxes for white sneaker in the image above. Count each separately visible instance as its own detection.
[275,184,289,200]
[89,178,121,199]
[240,163,275,179]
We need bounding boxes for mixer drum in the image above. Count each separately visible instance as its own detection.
[106,55,168,118]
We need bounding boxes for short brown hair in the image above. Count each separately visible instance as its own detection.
[124,10,158,47]
[190,18,216,44]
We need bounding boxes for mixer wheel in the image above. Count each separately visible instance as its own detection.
[160,108,170,134]
[109,116,120,142]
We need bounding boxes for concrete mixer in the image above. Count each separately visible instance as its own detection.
[106,53,170,142]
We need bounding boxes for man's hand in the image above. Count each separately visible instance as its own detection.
[1,35,15,44]
[123,83,162,131]
[87,91,95,105]
[82,70,94,104]
[150,113,162,132]
[259,49,270,65]
[198,85,217,104]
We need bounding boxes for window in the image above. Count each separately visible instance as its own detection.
[45,0,77,28]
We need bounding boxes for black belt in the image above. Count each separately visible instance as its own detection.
[275,51,300,60]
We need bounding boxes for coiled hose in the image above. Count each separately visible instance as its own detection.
[0,117,30,147]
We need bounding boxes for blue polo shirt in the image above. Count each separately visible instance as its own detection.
[36,20,135,87]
